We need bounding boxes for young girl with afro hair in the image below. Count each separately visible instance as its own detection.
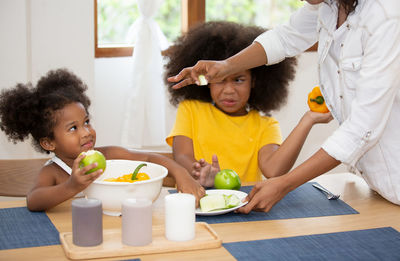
[0,68,205,211]
[165,21,333,187]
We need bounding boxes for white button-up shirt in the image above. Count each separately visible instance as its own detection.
[255,0,400,204]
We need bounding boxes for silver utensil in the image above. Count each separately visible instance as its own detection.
[312,184,340,200]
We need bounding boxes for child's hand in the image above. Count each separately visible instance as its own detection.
[175,171,206,208]
[68,153,103,193]
[192,155,220,188]
[305,111,333,125]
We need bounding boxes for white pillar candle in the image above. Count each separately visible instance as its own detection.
[164,193,195,241]
[122,198,152,246]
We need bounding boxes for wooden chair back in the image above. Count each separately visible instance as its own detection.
[0,158,50,197]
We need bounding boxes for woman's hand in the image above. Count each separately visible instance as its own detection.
[305,111,333,124]
[175,170,206,207]
[192,155,221,188]
[67,153,103,192]
[167,60,232,89]
[237,176,290,214]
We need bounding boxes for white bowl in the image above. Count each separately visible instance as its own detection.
[83,160,168,216]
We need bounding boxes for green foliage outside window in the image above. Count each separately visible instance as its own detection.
[98,0,180,45]
[98,0,303,46]
[206,0,304,29]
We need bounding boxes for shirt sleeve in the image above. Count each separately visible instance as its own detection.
[322,17,400,166]
[254,3,319,65]
[259,117,283,148]
[165,101,193,146]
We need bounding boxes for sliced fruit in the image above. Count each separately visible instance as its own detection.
[200,194,226,212]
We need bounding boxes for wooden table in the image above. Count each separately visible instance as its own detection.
[1,173,400,260]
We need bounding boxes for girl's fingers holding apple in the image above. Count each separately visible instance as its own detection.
[86,169,103,182]
[79,162,98,175]
[73,153,87,170]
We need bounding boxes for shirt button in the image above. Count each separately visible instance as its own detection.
[337,70,340,74]
[340,43,344,47]
[340,95,343,99]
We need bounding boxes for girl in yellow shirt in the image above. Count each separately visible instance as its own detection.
[165,21,332,187]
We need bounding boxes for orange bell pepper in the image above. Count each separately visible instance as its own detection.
[307,86,329,113]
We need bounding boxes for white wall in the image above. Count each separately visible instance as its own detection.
[0,0,94,158]
[273,52,344,172]
[0,0,345,173]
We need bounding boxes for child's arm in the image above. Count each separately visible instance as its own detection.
[27,154,103,211]
[170,135,197,175]
[171,136,219,187]
[101,146,205,206]
[258,111,333,178]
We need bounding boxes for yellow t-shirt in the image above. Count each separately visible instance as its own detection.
[166,100,282,182]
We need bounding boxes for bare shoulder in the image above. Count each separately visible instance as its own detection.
[38,163,69,185]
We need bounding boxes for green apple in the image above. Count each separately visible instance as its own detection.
[79,150,106,174]
[214,169,241,190]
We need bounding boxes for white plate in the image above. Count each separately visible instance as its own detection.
[196,189,248,216]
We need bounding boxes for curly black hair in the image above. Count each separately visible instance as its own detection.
[164,21,297,115]
[0,68,91,153]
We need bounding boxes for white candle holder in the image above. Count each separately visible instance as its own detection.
[164,193,195,241]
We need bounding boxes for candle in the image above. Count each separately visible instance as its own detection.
[164,193,195,241]
[71,198,103,247]
[121,198,152,246]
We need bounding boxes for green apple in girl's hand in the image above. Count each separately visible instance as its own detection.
[79,150,106,174]
[214,169,241,190]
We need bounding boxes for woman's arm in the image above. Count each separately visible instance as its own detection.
[239,148,340,214]
[168,4,319,90]
[259,111,333,178]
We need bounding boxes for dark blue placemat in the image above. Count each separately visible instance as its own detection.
[169,182,358,224]
[223,227,400,261]
[0,207,60,250]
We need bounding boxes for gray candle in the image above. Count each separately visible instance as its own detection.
[71,198,103,246]
[122,198,152,246]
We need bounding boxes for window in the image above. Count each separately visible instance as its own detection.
[206,0,304,28]
[95,0,313,58]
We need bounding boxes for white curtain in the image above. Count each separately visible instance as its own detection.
[121,0,170,148]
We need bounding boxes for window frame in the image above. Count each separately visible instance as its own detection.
[94,0,205,58]
[94,0,315,58]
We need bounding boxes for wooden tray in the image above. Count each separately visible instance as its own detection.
[60,222,221,260]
